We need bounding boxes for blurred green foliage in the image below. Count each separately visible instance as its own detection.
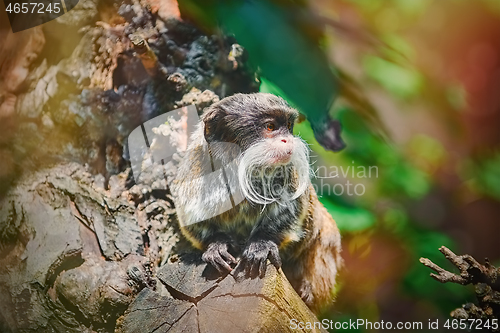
[363,56,423,99]
[460,151,500,201]
[322,198,376,232]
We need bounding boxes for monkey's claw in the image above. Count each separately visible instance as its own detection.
[240,240,282,278]
[202,242,237,274]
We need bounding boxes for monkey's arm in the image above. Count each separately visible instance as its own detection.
[181,221,237,273]
[240,203,301,278]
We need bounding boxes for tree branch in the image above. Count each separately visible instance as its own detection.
[420,246,500,325]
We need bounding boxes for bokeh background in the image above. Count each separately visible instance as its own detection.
[181,0,500,330]
[1,0,499,331]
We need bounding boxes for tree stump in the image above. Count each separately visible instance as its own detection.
[117,256,324,333]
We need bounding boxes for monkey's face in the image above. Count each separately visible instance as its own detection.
[258,111,296,165]
[202,93,311,204]
[202,93,298,160]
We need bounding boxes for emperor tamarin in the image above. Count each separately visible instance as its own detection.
[172,93,342,311]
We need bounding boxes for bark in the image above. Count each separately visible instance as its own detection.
[0,1,321,332]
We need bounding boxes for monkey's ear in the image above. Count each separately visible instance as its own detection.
[203,108,227,143]
[297,113,306,124]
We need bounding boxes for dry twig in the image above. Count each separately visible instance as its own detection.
[420,246,500,327]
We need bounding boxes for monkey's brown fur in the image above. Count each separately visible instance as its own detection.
[282,186,342,311]
[173,93,342,312]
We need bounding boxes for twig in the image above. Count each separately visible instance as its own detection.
[420,246,500,325]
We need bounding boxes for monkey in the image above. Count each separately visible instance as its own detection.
[171,93,342,312]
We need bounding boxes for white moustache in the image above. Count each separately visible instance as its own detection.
[238,136,311,205]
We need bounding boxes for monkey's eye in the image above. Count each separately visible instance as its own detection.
[287,121,292,130]
[266,123,275,131]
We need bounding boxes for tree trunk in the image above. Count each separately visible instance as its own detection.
[0,1,323,332]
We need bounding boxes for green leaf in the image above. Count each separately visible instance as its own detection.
[320,197,376,232]
[363,56,423,99]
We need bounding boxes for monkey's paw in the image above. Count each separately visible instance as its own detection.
[239,240,282,278]
[202,242,237,274]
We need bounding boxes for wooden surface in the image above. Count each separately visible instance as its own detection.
[117,255,326,333]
